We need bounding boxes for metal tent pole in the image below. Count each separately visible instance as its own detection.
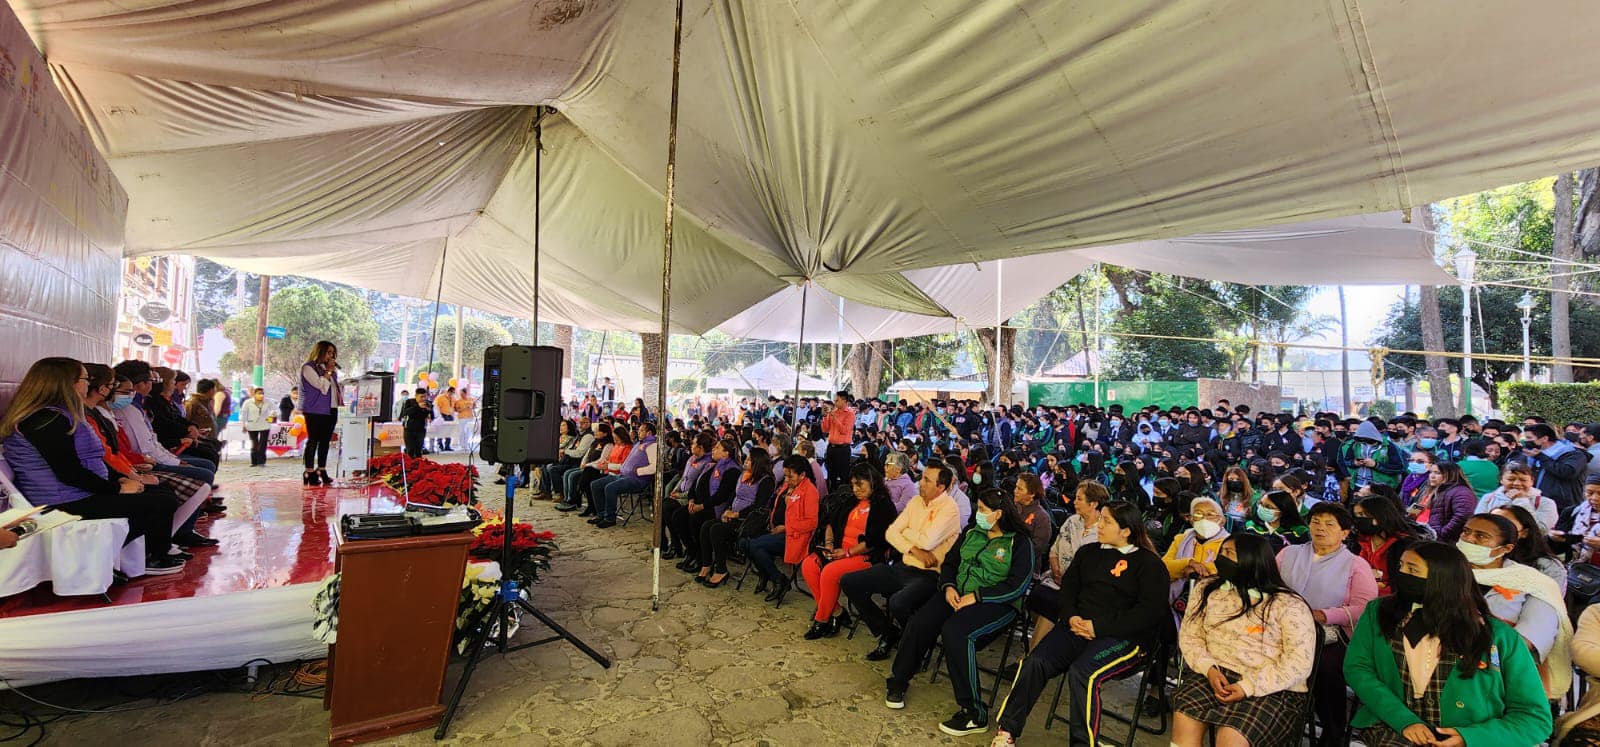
[651,0,685,613]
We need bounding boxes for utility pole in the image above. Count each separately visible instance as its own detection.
[1338,286,1351,415]
[253,275,271,387]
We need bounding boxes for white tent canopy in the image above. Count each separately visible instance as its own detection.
[705,356,831,393]
[13,0,1600,336]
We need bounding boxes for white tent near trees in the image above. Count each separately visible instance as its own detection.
[10,0,1599,342]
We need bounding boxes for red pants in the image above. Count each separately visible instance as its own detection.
[800,553,872,622]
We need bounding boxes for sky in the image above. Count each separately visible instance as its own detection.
[1302,284,1408,348]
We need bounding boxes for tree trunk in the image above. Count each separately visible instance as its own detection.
[1552,172,1576,382]
[1576,167,1600,258]
[640,332,664,404]
[554,324,575,380]
[975,327,1017,406]
[1416,207,1458,418]
[847,341,888,400]
[1249,322,1259,383]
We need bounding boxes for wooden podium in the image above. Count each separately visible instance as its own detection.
[325,530,471,746]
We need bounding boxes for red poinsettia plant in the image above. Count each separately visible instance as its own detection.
[469,509,558,586]
[367,454,480,506]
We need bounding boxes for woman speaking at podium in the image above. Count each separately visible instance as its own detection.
[300,341,342,487]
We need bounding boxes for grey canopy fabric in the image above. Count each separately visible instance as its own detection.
[12,0,1598,338]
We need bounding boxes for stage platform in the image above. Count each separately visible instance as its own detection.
[0,480,401,687]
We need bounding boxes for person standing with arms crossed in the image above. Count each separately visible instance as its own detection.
[821,390,856,492]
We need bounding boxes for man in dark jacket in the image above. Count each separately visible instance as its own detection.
[1524,423,1590,512]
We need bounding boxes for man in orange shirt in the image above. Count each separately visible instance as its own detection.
[433,387,457,451]
[820,390,856,492]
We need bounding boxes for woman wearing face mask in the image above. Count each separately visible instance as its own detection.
[1408,460,1477,544]
[1244,490,1309,551]
[1352,495,1418,596]
[1474,463,1557,533]
[1272,472,1315,518]
[1110,460,1145,506]
[1344,542,1552,747]
[802,462,895,639]
[1277,503,1377,747]
[1457,513,1573,704]
[1218,467,1256,532]
[1399,450,1435,506]
[1143,477,1187,553]
[1019,482,1111,656]
[1163,496,1231,602]
[240,386,271,467]
[884,489,1033,737]
[1490,504,1567,590]
[991,502,1168,747]
[1171,534,1316,747]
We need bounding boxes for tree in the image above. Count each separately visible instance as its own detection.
[846,340,889,399]
[973,327,1017,404]
[1417,205,1457,417]
[429,313,512,378]
[1552,172,1577,382]
[1104,278,1230,379]
[217,285,379,383]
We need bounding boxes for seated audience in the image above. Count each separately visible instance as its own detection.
[694,448,773,587]
[673,437,739,571]
[990,502,1168,747]
[1026,482,1108,651]
[1011,472,1052,561]
[1456,512,1573,704]
[0,358,184,574]
[1171,533,1316,747]
[1491,503,1566,589]
[1277,502,1377,747]
[659,432,714,559]
[840,462,962,661]
[739,455,819,602]
[1352,494,1418,596]
[1344,541,1552,746]
[1163,496,1230,603]
[801,462,896,639]
[1242,489,1308,550]
[884,489,1033,737]
[1475,462,1558,533]
[883,451,917,512]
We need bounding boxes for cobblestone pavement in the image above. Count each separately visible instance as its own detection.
[40,453,1172,746]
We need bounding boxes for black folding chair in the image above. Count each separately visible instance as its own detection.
[1043,641,1170,746]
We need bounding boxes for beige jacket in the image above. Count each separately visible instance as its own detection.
[1562,604,1600,742]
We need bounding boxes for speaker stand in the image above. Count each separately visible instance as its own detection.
[434,473,610,739]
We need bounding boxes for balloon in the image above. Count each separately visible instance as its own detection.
[418,371,430,382]
[448,378,459,388]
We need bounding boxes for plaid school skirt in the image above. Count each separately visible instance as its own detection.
[1172,668,1309,747]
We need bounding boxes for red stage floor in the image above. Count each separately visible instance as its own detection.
[0,480,403,618]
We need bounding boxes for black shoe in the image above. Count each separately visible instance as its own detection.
[938,710,987,737]
[804,620,832,640]
[144,557,186,575]
[317,470,332,485]
[884,683,906,710]
[834,609,853,631]
[303,471,318,486]
[677,558,699,573]
[587,516,602,524]
[1141,692,1169,719]
[866,635,898,662]
[595,519,616,529]
[660,548,681,561]
[753,577,770,595]
[764,577,791,604]
[174,531,219,548]
[555,501,580,512]
[111,570,129,585]
[703,573,728,589]
[578,508,596,517]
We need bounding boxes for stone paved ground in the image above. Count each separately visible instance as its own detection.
[38,452,1172,746]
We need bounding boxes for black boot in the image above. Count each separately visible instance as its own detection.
[866,633,898,662]
[764,576,792,604]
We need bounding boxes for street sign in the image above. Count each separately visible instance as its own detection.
[1353,385,1375,400]
[264,326,287,340]
[132,332,154,346]
[162,348,183,364]
[138,302,171,325]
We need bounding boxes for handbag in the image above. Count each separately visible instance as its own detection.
[1569,561,1600,621]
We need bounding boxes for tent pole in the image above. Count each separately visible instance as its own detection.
[651,0,684,614]
[793,281,808,430]
[1092,263,1102,408]
[834,297,844,391]
[531,109,544,338]
[994,259,1003,406]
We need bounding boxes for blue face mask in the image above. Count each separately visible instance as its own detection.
[1418,438,1438,449]
[975,510,995,531]
[1407,461,1428,474]
[110,393,135,410]
[1257,506,1279,523]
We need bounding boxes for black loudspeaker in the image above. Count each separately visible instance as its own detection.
[480,345,562,464]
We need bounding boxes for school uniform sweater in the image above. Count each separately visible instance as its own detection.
[1055,543,1170,645]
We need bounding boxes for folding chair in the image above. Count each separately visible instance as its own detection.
[616,482,654,527]
[928,613,1032,711]
[1043,641,1170,746]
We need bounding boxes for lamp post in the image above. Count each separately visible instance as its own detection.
[1454,248,1476,415]
[1517,291,1535,382]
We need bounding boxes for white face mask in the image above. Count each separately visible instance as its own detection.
[1192,519,1221,539]
[1456,540,1505,566]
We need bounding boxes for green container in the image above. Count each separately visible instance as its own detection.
[1027,380,1198,410]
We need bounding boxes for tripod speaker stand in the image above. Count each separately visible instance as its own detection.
[435,473,611,738]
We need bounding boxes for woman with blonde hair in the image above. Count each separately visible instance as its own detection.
[299,340,341,486]
[0,358,184,574]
